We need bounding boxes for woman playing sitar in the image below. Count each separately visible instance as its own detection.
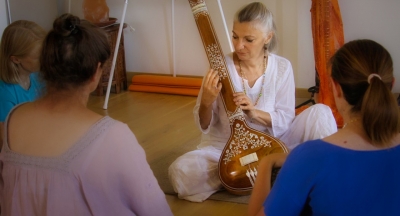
[169,1,337,202]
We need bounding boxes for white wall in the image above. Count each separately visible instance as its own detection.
[339,0,400,92]
[95,0,400,91]
[4,0,400,92]
[7,0,58,31]
[68,0,295,77]
[0,0,9,36]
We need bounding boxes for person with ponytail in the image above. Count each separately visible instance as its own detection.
[0,14,172,216]
[249,39,400,216]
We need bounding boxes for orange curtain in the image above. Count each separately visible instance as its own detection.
[311,0,344,128]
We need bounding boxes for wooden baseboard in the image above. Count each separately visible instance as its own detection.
[127,72,202,84]
[127,72,400,99]
[127,72,314,98]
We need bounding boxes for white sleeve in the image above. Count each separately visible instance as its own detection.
[193,81,219,134]
[268,59,296,138]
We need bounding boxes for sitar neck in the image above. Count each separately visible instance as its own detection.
[188,0,238,114]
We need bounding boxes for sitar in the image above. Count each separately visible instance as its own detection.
[187,0,288,195]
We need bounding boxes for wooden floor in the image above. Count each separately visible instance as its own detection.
[87,90,248,216]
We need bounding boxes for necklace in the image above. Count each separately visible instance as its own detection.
[343,118,359,128]
[239,56,267,106]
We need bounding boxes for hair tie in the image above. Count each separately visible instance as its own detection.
[69,24,79,35]
[367,73,381,84]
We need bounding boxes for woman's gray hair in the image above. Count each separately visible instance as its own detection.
[234,2,277,53]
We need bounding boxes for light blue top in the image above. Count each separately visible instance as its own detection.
[264,139,400,216]
[0,72,44,122]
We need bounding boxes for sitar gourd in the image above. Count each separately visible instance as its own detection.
[187,0,289,195]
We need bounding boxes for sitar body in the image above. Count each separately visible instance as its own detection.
[188,0,288,195]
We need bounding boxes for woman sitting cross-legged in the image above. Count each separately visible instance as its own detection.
[0,14,172,216]
[249,39,400,216]
[168,1,337,203]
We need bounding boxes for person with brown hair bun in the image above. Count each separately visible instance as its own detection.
[0,14,172,216]
[0,20,46,148]
[249,39,400,216]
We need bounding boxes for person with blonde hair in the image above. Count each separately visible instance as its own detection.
[0,14,172,215]
[0,20,46,147]
[249,39,400,216]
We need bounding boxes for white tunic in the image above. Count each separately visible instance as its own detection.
[168,53,337,202]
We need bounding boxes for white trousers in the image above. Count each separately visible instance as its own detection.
[168,104,337,202]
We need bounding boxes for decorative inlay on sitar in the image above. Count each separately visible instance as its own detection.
[188,0,288,195]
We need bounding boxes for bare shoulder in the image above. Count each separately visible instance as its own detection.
[321,130,341,145]
[6,102,34,126]
[7,102,104,156]
[323,131,400,150]
[321,130,357,149]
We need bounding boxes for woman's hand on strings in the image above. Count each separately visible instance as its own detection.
[233,92,258,122]
[233,92,255,112]
[234,92,272,126]
[201,69,222,107]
